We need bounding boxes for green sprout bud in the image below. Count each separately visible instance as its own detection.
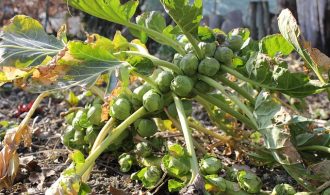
[204,175,227,192]
[170,75,194,97]
[62,125,75,147]
[72,110,91,129]
[322,188,330,195]
[199,42,217,57]
[237,170,262,193]
[142,90,164,112]
[109,97,131,120]
[118,153,134,173]
[179,53,199,76]
[198,57,220,77]
[173,53,183,66]
[84,126,98,147]
[144,166,161,184]
[155,71,174,93]
[194,80,213,93]
[271,184,296,195]
[162,154,190,177]
[134,118,158,137]
[73,129,86,145]
[87,104,102,125]
[132,84,152,107]
[199,156,223,175]
[134,142,152,157]
[214,46,234,65]
[167,100,193,118]
[227,35,243,51]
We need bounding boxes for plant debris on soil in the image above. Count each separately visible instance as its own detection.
[1,83,327,194]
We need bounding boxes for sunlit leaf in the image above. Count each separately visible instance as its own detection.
[259,34,294,57]
[0,15,64,68]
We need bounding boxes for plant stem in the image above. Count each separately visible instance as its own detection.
[187,118,231,143]
[82,117,116,182]
[193,89,258,130]
[198,75,257,127]
[76,107,147,176]
[130,70,159,91]
[185,33,203,59]
[195,96,235,136]
[298,145,330,154]
[19,92,50,130]
[221,66,277,90]
[172,93,199,184]
[115,51,182,74]
[216,76,255,105]
[89,86,105,102]
[126,23,186,56]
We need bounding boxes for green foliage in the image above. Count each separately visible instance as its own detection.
[199,156,223,175]
[236,170,262,193]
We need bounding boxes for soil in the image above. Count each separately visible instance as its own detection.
[1,83,328,194]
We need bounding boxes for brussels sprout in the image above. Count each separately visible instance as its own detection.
[194,80,213,93]
[144,166,161,183]
[199,156,223,175]
[271,184,296,195]
[134,142,152,157]
[134,118,158,137]
[170,75,194,97]
[132,84,152,107]
[173,53,183,66]
[84,126,98,147]
[227,35,243,51]
[109,98,131,120]
[72,110,91,129]
[198,57,220,77]
[142,90,164,112]
[204,175,227,192]
[87,104,102,125]
[199,42,217,57]
[155,71,174,93]
[73,129,86,146]
[167,100,193,118]
[62,125,75,147]
[184,43,194,53]
[322,188,330,195]
[161,154,190,177]
[214,46,234,65]
[237,170,262,193]
[118,153,134,172]
[179,53,199,76]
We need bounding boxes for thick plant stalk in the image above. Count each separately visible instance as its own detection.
[198,74,257,127]
[216,76,255,105]
[82,117,116,182]
[194,89,258,130]
[172,94,199,184]
[187,119,231,144]
[76,107,147,176]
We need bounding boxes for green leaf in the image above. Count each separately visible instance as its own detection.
[0,15,64,68]
[69,0,139,25]
[198,26,215,42]
[168,179,185,192]
[161,0,203,37]
[242,52,326,98]
[260,34,294,57]
[28,36,124,92]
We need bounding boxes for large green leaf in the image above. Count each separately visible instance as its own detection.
[0,15,64,68]
[69,0,139,25]
[28,36,125,91]
[259,34,294,57]
[254,91,320,191]
[160,0,203,37]
[242,52,326,98]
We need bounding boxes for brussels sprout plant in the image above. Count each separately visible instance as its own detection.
[1,0,330,194]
